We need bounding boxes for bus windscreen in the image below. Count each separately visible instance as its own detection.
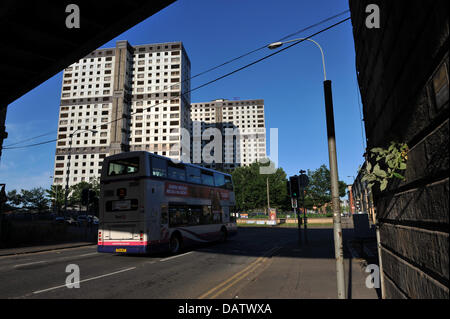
[108,157,139,176]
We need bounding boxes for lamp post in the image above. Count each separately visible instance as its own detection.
[64,129,97,218]
[268,37,346,299]
[49,176,56,215]
[266,177,270,215]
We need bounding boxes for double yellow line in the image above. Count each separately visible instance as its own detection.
[198,246,280,299]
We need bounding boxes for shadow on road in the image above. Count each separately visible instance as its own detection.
[202,226,356,259]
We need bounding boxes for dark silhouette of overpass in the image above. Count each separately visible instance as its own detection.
[0,0,175,157]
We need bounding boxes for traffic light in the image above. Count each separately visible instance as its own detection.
[81,188,97,205]
[0,184,6,205]
[355,200,361,211]
[298,173,309,188]
[286,180,291,197]
[289,175,300,198]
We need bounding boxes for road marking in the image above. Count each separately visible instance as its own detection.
[76,252,98,257]
[159,251,194,262]
[14,261,48,268]
[32,267,136,294]
[14,252,99,269]
[198,246,280,299]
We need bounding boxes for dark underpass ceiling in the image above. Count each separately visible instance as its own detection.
[0,0,175,106]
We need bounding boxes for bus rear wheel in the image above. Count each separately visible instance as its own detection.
[169,234,182,254]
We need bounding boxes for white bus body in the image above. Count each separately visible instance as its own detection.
[97,151,237,254]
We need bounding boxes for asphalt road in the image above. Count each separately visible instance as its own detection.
[0,221,376,299]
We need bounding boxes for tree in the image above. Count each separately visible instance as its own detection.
[19,187,49,213]
[68,178,100,211]
[231,160,290,212]
[89,177,100,196]
[6,190,22,210]
[46,185,66,213]
[303,165,347,210]
[68,181,91,207]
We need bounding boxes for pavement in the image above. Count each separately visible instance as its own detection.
[0,242,96,257]
[207,223,378,299]
[0,218,379,299]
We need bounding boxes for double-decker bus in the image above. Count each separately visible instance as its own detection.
[97,151,237,255]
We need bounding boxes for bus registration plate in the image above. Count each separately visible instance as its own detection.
[112,200,131,211]
[115,248,127,253]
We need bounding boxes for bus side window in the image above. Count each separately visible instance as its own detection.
[212,211,222,223]
[200,205,212,225]
[187,206,202,226]
[168,205,188,227]
[222,207,230,223]
[161,205,168,225]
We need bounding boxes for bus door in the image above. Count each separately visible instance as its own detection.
[222,206,230,223]
[159,204,170,243]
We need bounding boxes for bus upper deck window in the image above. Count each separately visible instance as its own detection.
[224,176,233,190]
[107,157,139,176]
[186,166,201,184]
[168,163,186,181]
[201,172,214,186]
[214,173,225,187]
[151,157,167,177]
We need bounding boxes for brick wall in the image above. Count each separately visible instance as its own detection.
[349,0,449,298]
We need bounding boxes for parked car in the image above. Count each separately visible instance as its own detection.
[77,215,88,224]
[84,215,98,225]
[54,216,65,224]
[65,217,78,225]
[91,216,99,225]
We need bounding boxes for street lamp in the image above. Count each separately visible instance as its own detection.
[268,38,327,81]
[268,37,346,299]
[64,129,97,217]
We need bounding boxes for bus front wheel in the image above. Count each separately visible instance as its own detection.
[169,234,182,254]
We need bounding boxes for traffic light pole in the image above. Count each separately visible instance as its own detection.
[289,176,302,246]
[297,206,302,246]
[299,170,309,245]
[324,80,346,299]
[302,193,308,244]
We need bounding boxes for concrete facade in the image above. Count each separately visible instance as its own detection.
[53,41,190,187]
[190,99,266,170]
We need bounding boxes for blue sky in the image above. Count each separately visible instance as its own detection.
[1,0,366,192]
